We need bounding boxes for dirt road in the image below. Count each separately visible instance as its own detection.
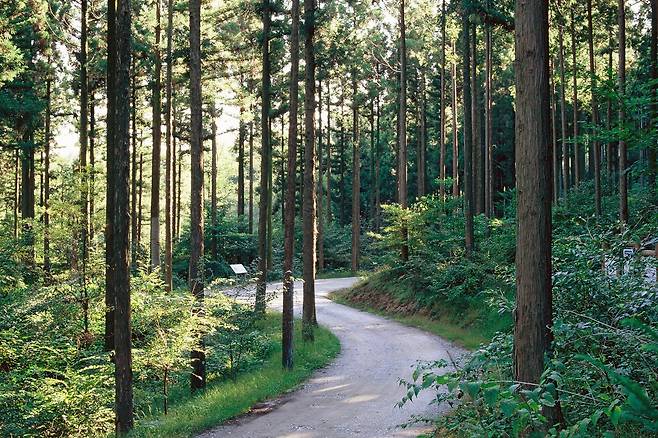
[199,277,466,438]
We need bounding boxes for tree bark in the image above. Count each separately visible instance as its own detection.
[618,0,628,223]
[650,0,658,199]
[570,8,581,186]
[452,40,459,198]
[210,116,218,260]
[189,0,205,391]
[399,0,409,261]
[587,0,602,215]
[283,0,300,366]
[485,16,493,217]
[439,0,446,200]
[557,0,569,198]
[150,0,162,271]
[302,0,318,340]
[249,118,254,234]
[256,0,272,313]
[44,70,51,276]
[471,24,484,215]
[164,0,174,291]
[326,78,332,224]
[462,5,474,256]
[104,0,117,353]
[351,57,360,272]
[238,105,246,218]
[513,0,558,426]
[113,0,134,432]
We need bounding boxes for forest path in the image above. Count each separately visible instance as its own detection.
[199,277,466,438]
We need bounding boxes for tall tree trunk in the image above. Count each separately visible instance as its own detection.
[105,0,117,352]
[79,0,90,333]
[570,8,581,186]
[150,0,162,271]
[351,58,360,272]
[256,0,272,313]
[513,0,559,426]
[650,0,657,198]
[90,91,96,241]
[471,25,484,215]
[44,70,51,276]
[238,106,246,218]
[399,0,409,261]
[130,65,138,268]
[139,150,144,243]
[113,0,133,431]
[368,97,375,224]
[164,0,174,291]
[249,119,254,234]
[462,6,474,255]
[189,0,205,390]
[317,77,324,271]
[439,0,446,200]
[587,0,602,215]
[606,47,614,179]
[302,0,318,340]
[452,40,459,198]
[618,0,628,223]
[210,117,218,259]
[374,90,381,230]
[558,0,569,198]
[485,17,493,216]
[326,78,332,224]
[551,73,559,204]
[13,150,18,240]
[283,0,300,367]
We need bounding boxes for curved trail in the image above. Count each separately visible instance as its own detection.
[199,277,466,438]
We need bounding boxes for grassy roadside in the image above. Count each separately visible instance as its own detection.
[328,274,511,350]
[130,313,339,438]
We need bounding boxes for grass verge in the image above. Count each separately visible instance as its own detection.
[328,274,511,350]
[130,312,339,438]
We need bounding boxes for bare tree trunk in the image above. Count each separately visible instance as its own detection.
[164,0,174,291]
[256,0,272,314]
[485,17,493,216]
[189,0,205,391]
[13,149,18,240]
[374,90,381,230]
[139,150,144,243]
[326,78,333,224]
[238,105,246,218]
[618,0,628,223]
[249,119,254,234]
[558,0,569,198]
[283,0,300,367]
[150,0,162,271]
[130,66,138,269]
[587,0,602,215]
[650,0,658,198]
[90,91,96,241]
[439,0,446,200]
[606,47,614,179]
[210,116,218,260]
[79,0,90,333]
[317,77,324,271]
[351,54,360,272]
[551,74,559,204]
[113,0,133,431]
[513,0,559,426]
[44,69,51,276]
[452,40,459,198]
[104,0,117,353]
[462,7,474,255]
[471,24,484,215]
[570,8,581,187]
[302,0,317,340]
[399,0,409,261]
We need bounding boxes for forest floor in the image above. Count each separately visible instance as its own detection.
[199,277,466,438]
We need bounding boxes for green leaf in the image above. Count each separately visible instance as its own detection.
[483,385,500,407]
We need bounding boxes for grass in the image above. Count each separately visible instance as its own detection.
[329,276,511,351]
[129,313,340,438]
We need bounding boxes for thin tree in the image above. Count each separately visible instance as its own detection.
[302,0,317,340]
[164,0,174,291]
[451,40,459,198]
[105,0,117,352]
[513,0,559,426]
[587,0,602,215]
[618,0,628,223]
[650,0,658,198]
[210,115,218,259]
[282,0,300,368]
[256,0,272,313]
[439,0,446,200]
[558,0,569,197]
[150,0,162,271]
[79,0,90,310]
[570,8,581,186]
[44,67,51,276]
[351,37,360,272]
[399,0,409,261]
[189,0,206,390]
[113,0,134,431]
[485,12,493,217]
[462,3,474,256]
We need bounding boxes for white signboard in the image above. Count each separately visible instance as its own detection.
[230,264,248,275]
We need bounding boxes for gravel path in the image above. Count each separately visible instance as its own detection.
[199,277,466,438]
